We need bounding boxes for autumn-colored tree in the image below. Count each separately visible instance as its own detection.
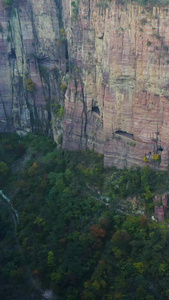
[33,269,40,276]
[90,224,106,239]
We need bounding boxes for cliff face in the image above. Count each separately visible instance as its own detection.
[62,0,169,169]
[0,0,66,138]
[1,0,169,169]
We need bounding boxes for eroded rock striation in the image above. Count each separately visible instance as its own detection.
[1,0,169,168]
[62,0,169,169]
[0,0,66,138]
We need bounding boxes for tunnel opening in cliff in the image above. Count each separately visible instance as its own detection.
[115,131,134,140]
[157,146,163,153]
[92,106,100,115]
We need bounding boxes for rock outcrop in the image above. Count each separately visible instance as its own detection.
[154,193,169,221]
[1,0,169,169]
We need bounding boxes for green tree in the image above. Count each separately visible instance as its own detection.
[47,251,55,268]
[3,0,13,5]
[0,161,9,176]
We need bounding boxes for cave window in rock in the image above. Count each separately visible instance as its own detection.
[115,130,134,140]
[92,106,100,115]
[157,146,163,154]
[8,48,16,59]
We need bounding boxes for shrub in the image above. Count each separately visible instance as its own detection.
[71,1,76,7]
[25,78,36,92]
[152,154,161,161]
[0,161,9,176]
[51,102,64,119]
[3,0,13,5]
[162,44,168,51]
[71,0,80,21]
[60,29,66,36]
[60,83,67,93]
[143,156,148,162]
[58,106,64,118]
[147,40,152,46]
[152,32,162,40]
[96,1,109,8]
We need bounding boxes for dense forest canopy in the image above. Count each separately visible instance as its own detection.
[1,133,169,299]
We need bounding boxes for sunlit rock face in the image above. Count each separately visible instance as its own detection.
[62,1,169,169]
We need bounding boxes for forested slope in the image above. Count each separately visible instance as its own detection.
[1,134,169,299]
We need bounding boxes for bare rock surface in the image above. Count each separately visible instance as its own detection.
[62,1,169,169]
[0,0,66,138]
[1,0,169,168]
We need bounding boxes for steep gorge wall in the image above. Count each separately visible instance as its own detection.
[0,0,66,138]
[62,0,169,169]
[1,0,169,169]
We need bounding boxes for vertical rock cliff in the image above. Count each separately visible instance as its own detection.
[1,0,169,169]
[62,0,169,169]
[0,0,66,139]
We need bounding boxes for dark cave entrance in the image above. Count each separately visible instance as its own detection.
[115,130,134,140]
[92,106,100,115]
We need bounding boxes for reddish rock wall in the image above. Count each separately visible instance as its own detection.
[1,0,169,169]
[62,1,169,169]
[154,193,169,221]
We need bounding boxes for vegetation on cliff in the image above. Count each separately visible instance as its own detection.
[3,0,23,7]
[1,134,169,299]
[96,0,169,7]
